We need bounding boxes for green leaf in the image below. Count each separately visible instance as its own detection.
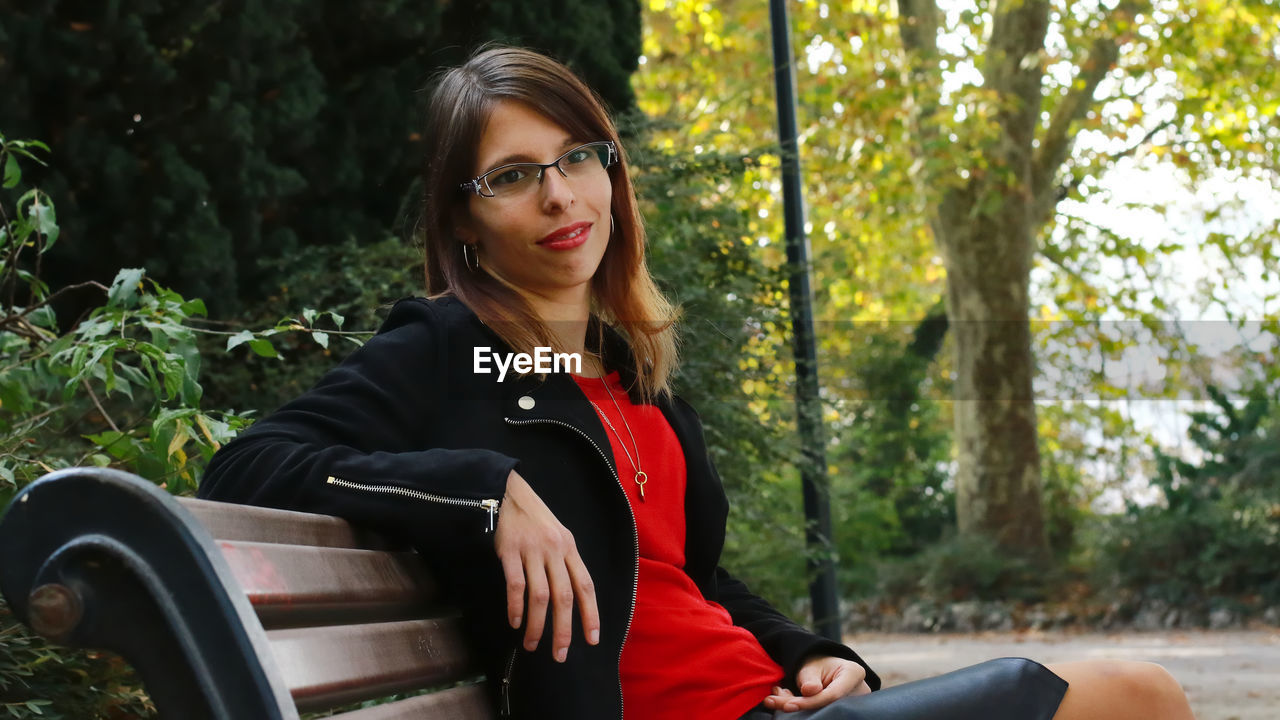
[114,370,134,400]
[302,307,318,325]
[311,331,329,349]
[107,268,147,307]
[157,353,185,398]
[30,198,59,249]
[27,304,57,329]
[153,407,198,430]
[86,431,140,463]
[248,337,280,359]
[3,153,19,188]
[226,330,254,352]
[180,298,208,316]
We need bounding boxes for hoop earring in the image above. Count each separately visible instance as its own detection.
[610,213,615,238]
[461,243,480,272]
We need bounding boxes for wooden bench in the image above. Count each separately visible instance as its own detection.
[0,467,496,719]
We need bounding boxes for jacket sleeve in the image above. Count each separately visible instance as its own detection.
[197,298,518,543]
[713,567,882,692]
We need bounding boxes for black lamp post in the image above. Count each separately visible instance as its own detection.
[769,0,842,643]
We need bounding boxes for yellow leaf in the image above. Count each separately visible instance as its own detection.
[194,414,220,449]
[167,425,188,460]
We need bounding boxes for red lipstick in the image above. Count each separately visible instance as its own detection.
[538,221,592,250]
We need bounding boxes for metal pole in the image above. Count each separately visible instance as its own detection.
[768,0,841,642]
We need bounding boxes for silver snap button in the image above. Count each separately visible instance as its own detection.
[517,396,535,410]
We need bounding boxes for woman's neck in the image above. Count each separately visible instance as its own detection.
[512,286,591,357]
[480,270,599,372]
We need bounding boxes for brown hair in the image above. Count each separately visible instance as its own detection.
[418,46,679,399]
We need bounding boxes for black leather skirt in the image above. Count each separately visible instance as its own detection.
[738,657,1068,720]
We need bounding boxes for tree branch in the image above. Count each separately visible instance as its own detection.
[894,0,944,162]
[895,0,957,242]
[983,0,1050,153]
[82,379,121,434]
[5,279,109,323]
[1030,1,1145,227]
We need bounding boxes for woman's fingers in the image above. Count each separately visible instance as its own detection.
[567,549,600,645]
[546,552,575,662]
[763,686,796,709]
[495,471,598,660]
[500,552,526,629]
[775,657,867,712]
[521,561,550,651]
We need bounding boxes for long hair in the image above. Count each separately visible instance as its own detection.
[418,46,678,399]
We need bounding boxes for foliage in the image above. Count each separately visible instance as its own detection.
[827,309,955,595]
[201,236,417,415]
[0,603,153,720]
[636,0,1280,557]
[0,0,640,315]
[0,134,372,505]
[0,133,360,719]
[1096,382,1280,608]
[872,532,1048,605]
[624,115,812,606]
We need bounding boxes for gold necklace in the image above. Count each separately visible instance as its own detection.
[588,368,648,501]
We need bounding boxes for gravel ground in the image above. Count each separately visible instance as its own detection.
[846,629,1280,720]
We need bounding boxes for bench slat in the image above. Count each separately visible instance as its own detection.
[215,540,442,629]
[267,618,475,712]
[178,497,406,550]
[328,685,492,720]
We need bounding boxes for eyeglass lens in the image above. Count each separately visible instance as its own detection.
[482,143,611,197]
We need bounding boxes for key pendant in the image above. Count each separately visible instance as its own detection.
[634,471,648,501]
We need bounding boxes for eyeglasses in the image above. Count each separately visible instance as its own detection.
[461,141,617,199]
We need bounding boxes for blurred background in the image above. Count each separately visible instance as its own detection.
[1,1,1277,716]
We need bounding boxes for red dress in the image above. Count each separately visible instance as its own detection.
[573,372,783,720]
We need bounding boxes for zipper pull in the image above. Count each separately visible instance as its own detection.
[500,676,512,715]
[482,498,500,533]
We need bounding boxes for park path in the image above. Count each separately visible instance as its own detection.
[847,629,1280,720]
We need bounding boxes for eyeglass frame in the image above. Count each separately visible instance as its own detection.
[459,140,618,198]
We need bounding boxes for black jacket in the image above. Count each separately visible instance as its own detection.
[198,296,879,718]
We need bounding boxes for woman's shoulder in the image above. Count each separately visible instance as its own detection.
[377,295,481,336]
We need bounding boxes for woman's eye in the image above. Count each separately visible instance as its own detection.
[565,150,592,165]
[490,168,528,186]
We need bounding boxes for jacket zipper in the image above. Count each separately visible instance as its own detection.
[325,476,501,532]
[504,416,639,720]
[500,646,518,715]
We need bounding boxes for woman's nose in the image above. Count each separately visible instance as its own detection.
[538,167,575,212]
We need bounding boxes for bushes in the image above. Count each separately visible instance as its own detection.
[0,604,153,719]
[1096,384,1280,610]
[0,133,344,719]
[873,532,1049,605]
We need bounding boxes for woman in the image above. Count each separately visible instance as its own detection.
[198,47,1195,720]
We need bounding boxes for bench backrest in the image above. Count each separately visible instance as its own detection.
[0,468,495,720]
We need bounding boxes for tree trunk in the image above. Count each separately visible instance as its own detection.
[898,0,1059,557]
[938,214,1048,555]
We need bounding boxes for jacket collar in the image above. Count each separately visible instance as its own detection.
[453,297,669,482]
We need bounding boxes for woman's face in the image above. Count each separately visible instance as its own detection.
[459,100,613,309]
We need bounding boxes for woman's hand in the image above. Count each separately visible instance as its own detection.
[763,655,872,713]
[494,470,600,662]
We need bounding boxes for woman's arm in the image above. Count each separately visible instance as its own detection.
[198,299,599,659]
[198,299,515,541]
[712,566,882,693]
